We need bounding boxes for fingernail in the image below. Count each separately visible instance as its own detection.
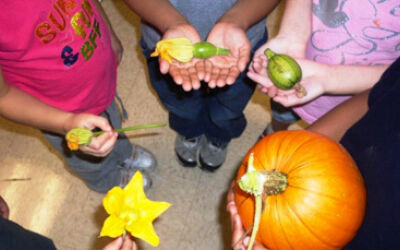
[243,236,250,245]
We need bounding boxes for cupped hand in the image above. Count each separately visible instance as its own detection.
[161,24,204,91]
[270,59,327,107]
[227,182,267,250]
[65,113,118,157]
[205,22,251,88]
[248,37,306,97]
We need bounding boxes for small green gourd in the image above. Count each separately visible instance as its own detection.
[265,48,306,97]
[193,42,230,59]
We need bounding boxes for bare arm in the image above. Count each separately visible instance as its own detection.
[218,0,281,30]
[123,0,188,33]
[275,0,312,50]
[307,90,370,142]
[0,68,74,134]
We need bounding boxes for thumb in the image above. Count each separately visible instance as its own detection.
[237,47,250,72]
[87,115,112,132]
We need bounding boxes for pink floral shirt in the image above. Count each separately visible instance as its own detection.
[293,0,400,123]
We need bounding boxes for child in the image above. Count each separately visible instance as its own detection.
[0,0,156,193]
[228,56,400,249]
[248,0,400,137]
[123,0,280,171]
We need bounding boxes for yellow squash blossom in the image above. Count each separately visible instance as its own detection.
[65,128,93,150]
[151,37,194,63]
[100,171,171,247]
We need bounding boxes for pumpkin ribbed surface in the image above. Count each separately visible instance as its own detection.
[235,130,366,250]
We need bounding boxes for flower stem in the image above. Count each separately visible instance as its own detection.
[92,123,166,136]
[247,195,262,250]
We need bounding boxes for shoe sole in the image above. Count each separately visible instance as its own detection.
[199,156,221,172]
[176,152,198,168]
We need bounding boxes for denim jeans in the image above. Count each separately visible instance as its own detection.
[141,31,268,144]
[43,99,132,193]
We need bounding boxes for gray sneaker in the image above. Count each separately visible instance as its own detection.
[121,144,157,172]
[119,167,152,192]
[199,138,229,172]
[175,134,203,167]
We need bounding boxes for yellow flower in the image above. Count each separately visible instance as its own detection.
[100,172,171,247]
[65,128,93,150]
[151,37,194,63]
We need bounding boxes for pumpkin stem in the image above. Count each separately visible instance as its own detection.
[238,153,289,250]
[262,170,288,195]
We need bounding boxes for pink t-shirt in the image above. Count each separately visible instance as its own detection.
[0,0,116,115]
[293,0,400,124]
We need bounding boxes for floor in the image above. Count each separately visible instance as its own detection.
[0,1,302,249]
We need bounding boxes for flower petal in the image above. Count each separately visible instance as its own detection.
[103,186,124,215]
[139,200,171,222]
[126,221,160,247]
[99,215,126,238]
[123,172,146,205]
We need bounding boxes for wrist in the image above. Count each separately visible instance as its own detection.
[218,14,248,31]
[61,112,75,135]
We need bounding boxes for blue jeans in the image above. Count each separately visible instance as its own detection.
[43,99,132,193]
[141,31,268,144]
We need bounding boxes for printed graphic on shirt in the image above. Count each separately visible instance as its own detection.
[34,0,103,67]
[310,0,400,65]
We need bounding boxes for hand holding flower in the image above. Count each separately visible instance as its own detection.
[100,172,171,247]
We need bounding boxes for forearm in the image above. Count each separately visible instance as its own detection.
[218,0,281,30]
[123,0,188,33]
[275,0,312,47]
[323,64,388,94]
[307,90,370,142]
[0,85,73,135]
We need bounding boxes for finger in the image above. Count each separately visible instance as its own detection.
[122,234,137,250]
[81,132,116,157]
[159,59,170,74]
[226,67,240,85]
[216,68,230,88]
[89,116,112,132]
[103,236,123,250]
[208,67,220,88]
[169,66,184,85]
[195,60,206,81]
[204,60,213,82]
[188,66,201,90]
[247,72,273,88]
[179,68,193,92]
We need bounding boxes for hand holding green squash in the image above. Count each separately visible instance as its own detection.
[265,48,307,97]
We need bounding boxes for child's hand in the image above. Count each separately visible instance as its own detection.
[65,114,118,157]
[205,22,251,88]
[161,24,203,91]
[103,234,137,250]
[270,59,327,107]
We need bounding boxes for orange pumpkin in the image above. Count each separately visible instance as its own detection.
[234,130,366,249]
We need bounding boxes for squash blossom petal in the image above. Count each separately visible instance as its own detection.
[100,172,171,247]
[65,128,94,150]
[151,37,194,63]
